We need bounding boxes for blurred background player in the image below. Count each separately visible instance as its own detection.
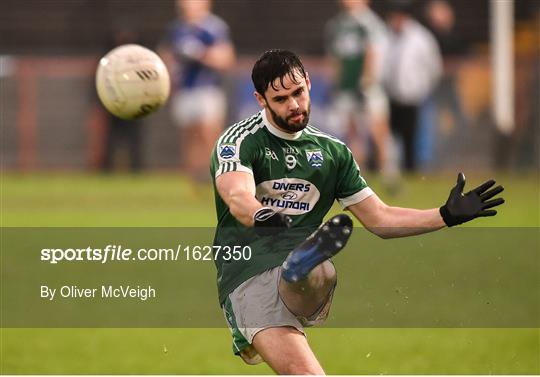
[325,0,394,184]
[92,28,145,173]
[383,0,442,172]
[160,0,236,182]
[324,0,372,167]
[421,0,468,168]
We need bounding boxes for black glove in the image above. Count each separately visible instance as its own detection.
[440,173,505,227]
[253,207,292,236]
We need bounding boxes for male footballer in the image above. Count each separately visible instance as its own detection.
[210,49,504,375]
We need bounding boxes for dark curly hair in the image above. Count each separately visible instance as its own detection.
[251,49,307,97]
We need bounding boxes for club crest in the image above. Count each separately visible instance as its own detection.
[219,144,236,159]
[305,149,324,168]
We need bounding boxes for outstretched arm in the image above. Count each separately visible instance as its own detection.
[348,194,445,238]
[348,173,505,239]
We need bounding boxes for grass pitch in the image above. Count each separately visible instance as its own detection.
[1,172,538,374]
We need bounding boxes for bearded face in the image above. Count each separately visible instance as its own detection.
[255,69,312,134]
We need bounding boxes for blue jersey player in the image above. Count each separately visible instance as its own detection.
[161,0,235,181]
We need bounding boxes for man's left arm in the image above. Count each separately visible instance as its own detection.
[348,173,504,239]
[349,194,445,238]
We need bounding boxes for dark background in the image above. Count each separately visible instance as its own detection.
[1,0,537,55]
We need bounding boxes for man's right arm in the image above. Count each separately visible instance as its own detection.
[216,171,293,234]
[216,171,262,227]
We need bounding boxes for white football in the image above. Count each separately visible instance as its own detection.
[96,44,170,119]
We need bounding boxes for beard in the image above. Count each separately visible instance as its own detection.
[267,102,311,133]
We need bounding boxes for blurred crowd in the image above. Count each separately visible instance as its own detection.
[89,0,537,182]
[325,0,444,188]
[155,0,455,183]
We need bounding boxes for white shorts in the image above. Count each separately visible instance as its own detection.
[364,84,389,120]
[171,86,226,127]
[222,266,335,365]
[325,91,367,140]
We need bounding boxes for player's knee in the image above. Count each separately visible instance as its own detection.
[308,261,336,290]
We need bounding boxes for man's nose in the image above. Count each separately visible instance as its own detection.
[289,98,299,111]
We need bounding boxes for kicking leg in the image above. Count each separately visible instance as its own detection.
[279,260,336,318]
[280,214,352,318]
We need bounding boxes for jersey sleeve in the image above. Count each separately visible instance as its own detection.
[335,145,374,208]
[212,133,258,178]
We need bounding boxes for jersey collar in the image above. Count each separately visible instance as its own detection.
[261,110,304,140]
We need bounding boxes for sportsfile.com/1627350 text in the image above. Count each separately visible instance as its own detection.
[39,244,252,264]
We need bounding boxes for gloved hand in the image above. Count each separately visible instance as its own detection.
[253,207,292,236]
[440,173,505,227]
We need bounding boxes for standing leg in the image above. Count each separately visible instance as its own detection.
[102,119,120,172]
[401,104,418,172]
[128,121,143,172]
[225,267,329,374]
[346,111,366,168]
[180,126,198,177]
[196,119,223,180]
[252,327,325,375]
[389,100,405,170]
[370,114,390,172]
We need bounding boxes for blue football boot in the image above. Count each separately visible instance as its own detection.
[281,214,353,283]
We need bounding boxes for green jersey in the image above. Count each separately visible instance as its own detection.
[325,11,370,93]
[210,110,373,304]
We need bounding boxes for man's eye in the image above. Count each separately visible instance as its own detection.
[293,88,304,96]
[276,98,286,103]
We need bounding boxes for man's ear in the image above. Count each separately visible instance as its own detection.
[305,71,311,91]
[253,91,267,108]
